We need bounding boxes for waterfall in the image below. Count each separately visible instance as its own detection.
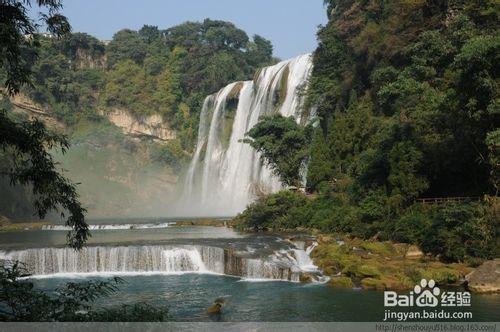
[0,243,324,282]
[181,54,313,216]
[0,246,224,276]
[161,248,208,273]
[293,242,319,272]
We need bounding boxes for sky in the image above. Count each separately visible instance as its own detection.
[30,0,328,59]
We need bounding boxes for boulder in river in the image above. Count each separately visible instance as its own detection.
[299,272,317,283]
[207,298,225,315]
[466,259,500,293]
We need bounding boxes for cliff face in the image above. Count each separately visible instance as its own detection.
[10,94,65,131]
[74,48,106,70]
[10,94,177,144]
[104,109,176,143]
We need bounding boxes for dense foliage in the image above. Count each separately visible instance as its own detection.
[237,190,497,262]
[235,190,310,231]
[0,0,70,95]
[237,0,499,263]
[308,0,498,199]
[243,114,313,187]
[0,261,169,321]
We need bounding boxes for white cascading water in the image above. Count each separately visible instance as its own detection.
[161,248,208,273]
[292,242,319,272]
[180,54,313,216]
[0,244,324,282]
[0,246,224,276]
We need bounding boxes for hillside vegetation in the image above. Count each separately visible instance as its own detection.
[20,19,275,149]
[0,19,275,219]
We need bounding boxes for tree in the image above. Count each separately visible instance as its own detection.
[235,190,310,231]
[0,112,88,248]
[243,114,312,187]
[0,0,89,248]
[103,59,151,112]
[138,25,161,44]
[0,0,70,94]
[106,29,147,67]
[247,34,274,68]
[486,130,500,195]
[56,32,105,64]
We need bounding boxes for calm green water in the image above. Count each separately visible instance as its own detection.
[33,274,500,322]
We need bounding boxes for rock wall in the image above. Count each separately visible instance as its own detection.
[10,94,65,131]
[74,48,106,70]
[104,109,176,143]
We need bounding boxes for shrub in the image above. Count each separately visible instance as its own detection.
[419,203,495,262]
[391,207,431,244]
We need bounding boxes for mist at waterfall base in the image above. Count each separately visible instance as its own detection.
[174,54,314,217]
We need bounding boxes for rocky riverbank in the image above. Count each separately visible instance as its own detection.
[308,234,498,294]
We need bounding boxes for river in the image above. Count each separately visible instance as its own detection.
[0,218,498,321]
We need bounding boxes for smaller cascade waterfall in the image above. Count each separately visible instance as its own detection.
[180,54,314,216]
[293,242,319,272]
[0,242,325,282]
[245,258,293,281]
[161,248,207,273]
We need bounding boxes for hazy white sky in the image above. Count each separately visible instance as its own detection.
[31,0,328,59]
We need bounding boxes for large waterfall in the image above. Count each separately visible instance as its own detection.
[0,243,324,282]
[181,54,313,216]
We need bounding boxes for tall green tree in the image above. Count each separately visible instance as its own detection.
[243,114,312,187]
[0,0,89,248]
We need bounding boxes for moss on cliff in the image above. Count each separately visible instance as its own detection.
[220,82,243,149]
[275,65,290,110]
